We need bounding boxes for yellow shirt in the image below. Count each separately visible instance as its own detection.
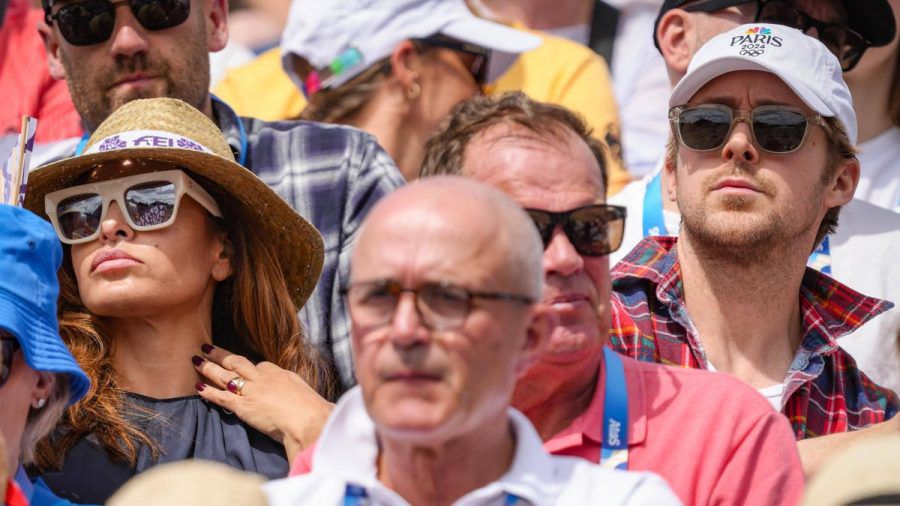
[213,34,631,193]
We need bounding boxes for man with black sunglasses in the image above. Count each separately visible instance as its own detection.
[611,0,900,402]
[420,92,804,506]
[610,23,898,474]
[37,0,408,396]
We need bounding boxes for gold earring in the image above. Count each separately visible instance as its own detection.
[405,81,421,100]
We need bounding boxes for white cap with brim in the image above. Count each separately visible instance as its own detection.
[279,0,542,92]
[669,24,857,145]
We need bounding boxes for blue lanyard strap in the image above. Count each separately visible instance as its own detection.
[808,236,832,274]
[600,347,629,470]
[74,132,90,156]
[642,171,666,237]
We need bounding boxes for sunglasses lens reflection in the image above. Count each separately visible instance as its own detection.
[57,194,104,241]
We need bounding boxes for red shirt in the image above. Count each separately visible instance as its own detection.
[0,0,83,142]
[610,236,898,439]
[292,355,804,505]
[6,478,29,506]
[546,355,804,506]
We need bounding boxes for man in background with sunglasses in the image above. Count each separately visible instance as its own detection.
[611,23,898,475]
[36,0,407,396]
[419,92,804,505]
[611,0,900,401]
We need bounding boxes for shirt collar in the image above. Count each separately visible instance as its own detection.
[544,355,648,454]
[210,96,245,162]
[312,387,567,505]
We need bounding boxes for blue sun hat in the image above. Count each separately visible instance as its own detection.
[0,204,89,404]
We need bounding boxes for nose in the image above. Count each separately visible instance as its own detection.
[99,202,135,244]
[722,121,760,164]
[388,293,430,348]
[543,226,585,278]
[107,3,150,58]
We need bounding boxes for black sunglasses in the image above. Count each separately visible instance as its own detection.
[669,103,823,153]
[525,204,627,257]
[411,36,490,87]
[684,0,871,71]
[1,337,19,389]
[45,0,190,46]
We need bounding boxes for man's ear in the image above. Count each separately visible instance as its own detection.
[39,21,68,80]
[824,158,859,208]
[664,150,679,204]
[515,304,553,377]
[205,0,229,53]
[657,9,695,79]
[388,40,421,90]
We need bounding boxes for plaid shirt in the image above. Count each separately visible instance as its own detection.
[214,100,405,392]
[610,236,898,439]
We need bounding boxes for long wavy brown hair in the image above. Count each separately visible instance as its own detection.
[34,174,333,468]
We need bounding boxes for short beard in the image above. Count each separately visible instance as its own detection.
[60,21,211,132]
[678,162,820,267]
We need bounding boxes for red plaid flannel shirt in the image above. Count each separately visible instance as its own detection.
[609,236,898,440]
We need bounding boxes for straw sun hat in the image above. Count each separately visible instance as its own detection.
[24,98,324,308]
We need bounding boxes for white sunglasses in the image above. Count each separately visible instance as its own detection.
[44,169,222,245]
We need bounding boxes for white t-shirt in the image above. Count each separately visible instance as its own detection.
[610,165,900,394]
[856,126,900,214]
[707,360,785,411]
[265,388,681,506]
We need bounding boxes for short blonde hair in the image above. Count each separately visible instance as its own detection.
[20,374,68,464]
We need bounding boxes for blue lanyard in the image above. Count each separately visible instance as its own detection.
[600,347,629,470]
[342,483,525,505]
[642,171,666,237]
[74,96,249,168]
[808,236,832,275]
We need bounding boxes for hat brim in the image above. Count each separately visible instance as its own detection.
[440,16,541,79]
[0,290,90,405]
[25,149,324,310]
[669,57,832,116]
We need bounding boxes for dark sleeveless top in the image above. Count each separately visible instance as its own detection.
[33,392,288,504]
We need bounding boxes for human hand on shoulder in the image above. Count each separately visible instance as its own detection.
[192,344,334,462]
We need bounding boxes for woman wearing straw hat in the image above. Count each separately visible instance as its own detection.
[23,98,334,504]
[0,205,90,506]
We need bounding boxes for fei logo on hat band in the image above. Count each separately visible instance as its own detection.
[731,26,783,57]
[86,130,216,156]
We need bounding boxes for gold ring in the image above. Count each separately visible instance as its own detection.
[226,376,247,395]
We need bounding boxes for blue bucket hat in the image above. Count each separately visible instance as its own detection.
[0,204,89,405]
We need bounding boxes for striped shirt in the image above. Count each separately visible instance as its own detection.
[609,236,898,439]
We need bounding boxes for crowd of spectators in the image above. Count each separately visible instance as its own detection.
[1,0,899,505]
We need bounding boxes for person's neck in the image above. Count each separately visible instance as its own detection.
[676,232,808,388]
[378,412,516,506]
[349,94,421,181]
[845,64,896,144]
[105,299,214,399]
[512,356,600,441]
[477,0,591,30]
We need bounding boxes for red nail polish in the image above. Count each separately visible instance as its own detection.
[201,343,214,354]
[195,382,206,392]
[191,355,204,366]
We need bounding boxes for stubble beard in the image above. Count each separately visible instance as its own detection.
[678,162,822,267]
[60,32,211,132]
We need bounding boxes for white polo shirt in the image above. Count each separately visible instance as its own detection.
[264,388,680,506]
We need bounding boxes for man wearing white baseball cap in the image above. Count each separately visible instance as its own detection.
[278,0,541,181]
[609,23,898,472]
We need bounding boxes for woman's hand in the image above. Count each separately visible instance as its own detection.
[192,344,334,463]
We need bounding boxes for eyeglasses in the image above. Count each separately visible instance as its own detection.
[669,103,823,154]
[45,0,190,46]
[344,280,535,332]
[525,204,627,257]
[1,337,19,389]
[45,169,222,245]
[412,36,490,87]
[683,0,871,71]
